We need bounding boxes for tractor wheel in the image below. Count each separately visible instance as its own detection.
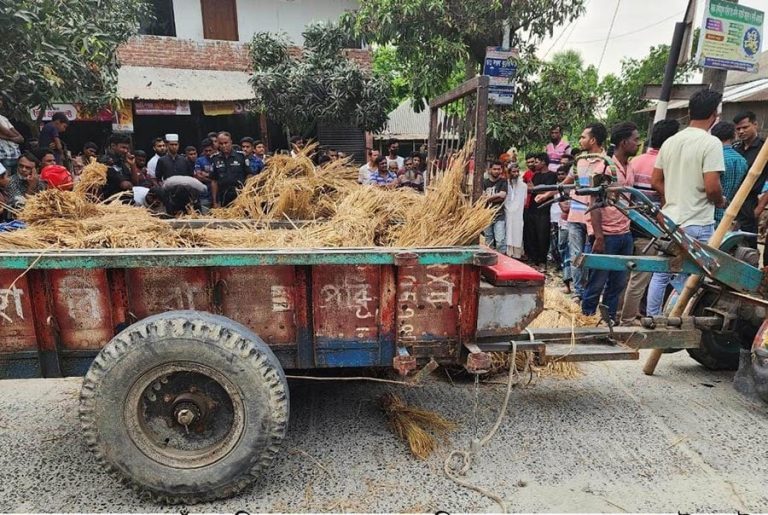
[79,311,289,504]
[686,290,756,371]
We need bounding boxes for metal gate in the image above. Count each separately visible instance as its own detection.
[426,75,489,202]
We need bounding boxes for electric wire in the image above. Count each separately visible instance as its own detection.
[597,0,622,72]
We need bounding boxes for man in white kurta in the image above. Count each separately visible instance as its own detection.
[505,166,526,258]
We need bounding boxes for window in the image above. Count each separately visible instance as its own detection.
[201,0,239,41]
[139,0,176,37]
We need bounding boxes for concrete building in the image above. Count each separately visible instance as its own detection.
[58,0,368,159]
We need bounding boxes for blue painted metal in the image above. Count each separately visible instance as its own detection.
[314,341,379,367]
[582,254,709,274]
[0,247,485,270]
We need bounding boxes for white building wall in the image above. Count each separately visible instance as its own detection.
[172,0,358,44]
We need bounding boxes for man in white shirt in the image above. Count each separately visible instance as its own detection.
[647,89,727,315]
[146,136,167,182]
[385,140,404,171]
[358,149,380,184]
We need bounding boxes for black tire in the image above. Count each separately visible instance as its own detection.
[79,311,289,504]
[686,291,754,371]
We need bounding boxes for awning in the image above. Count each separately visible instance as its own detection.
[117,66,255,102]
[637,78,768,113]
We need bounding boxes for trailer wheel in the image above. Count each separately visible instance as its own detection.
[79,311,289,504]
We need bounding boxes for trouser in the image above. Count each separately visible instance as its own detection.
[619,236,653,324]
[528,210,551,264]
[484,219,507,254]
[647,224,713,316]
[568,222,588,297]
[581,233,633,320]
[549,223,561,268]
[523,208,535,258]
[559,226,572,283]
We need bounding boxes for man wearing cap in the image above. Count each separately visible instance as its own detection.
[211,132,248,207]
[156,134,191,182]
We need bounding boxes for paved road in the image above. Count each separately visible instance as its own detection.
[1,350,767,513]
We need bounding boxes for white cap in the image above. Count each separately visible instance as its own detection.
[165,133,179,142]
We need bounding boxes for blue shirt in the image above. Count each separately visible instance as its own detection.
[194,155,212,172]
[246,155,264,175]
[716,146,748,223]
[368,170,397,186]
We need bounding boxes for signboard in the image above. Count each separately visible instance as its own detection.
[29,104,113,122]
[696,0,764,73]
[483,47,519,105]
[112,100,134,133]
[202,102,247,116]
[134,100,191,116]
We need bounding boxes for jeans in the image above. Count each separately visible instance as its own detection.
[559,226,572,283]
[647,224,713,316]
[581,232,634,320]
[484,219,507,254]
[568,222,588,297]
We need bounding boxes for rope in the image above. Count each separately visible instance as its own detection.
[285,375,422,387]
[443,330,533,512]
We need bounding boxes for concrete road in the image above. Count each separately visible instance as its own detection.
[1,350,767,513]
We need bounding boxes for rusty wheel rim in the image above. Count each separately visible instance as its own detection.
[124,362,245,469]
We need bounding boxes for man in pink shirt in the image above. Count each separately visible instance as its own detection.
[545,124,572,173]
[580,122,637,320]
[619,119,680,325]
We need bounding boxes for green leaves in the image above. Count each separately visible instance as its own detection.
[0,0,150,118]
[249,21,393,136]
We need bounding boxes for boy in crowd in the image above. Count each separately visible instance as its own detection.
[483,160,508,254]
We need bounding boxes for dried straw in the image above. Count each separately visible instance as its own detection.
[73,161,108,198]
[380,392,456,459]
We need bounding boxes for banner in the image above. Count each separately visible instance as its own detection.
[483,47,519,105]
[29,104,113,122]
[202,102,247,116]
[112,100,134,133]
[134,100,191,116]
[696,0,764,73]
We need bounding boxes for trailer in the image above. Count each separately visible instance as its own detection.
[0,240,715,503]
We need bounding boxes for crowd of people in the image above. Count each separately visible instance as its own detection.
[482,90,767,325]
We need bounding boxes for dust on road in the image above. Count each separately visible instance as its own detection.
[1,350,766,513]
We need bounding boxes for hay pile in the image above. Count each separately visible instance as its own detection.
[0,142,495,251]
[380,392,456,459]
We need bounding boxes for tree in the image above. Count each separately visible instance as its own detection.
[0,0,151,119]
[343,0,586,109]
[486,50,599,154]
[600,44,695,131]
[250,22,393,137]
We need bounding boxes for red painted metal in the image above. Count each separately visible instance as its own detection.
[459,265,481,347]
[49,269,114,349]
[395,264,463,359]
[393,354,417,376]
[312,265,382,343]
[212,266,297,345]
[28,271,56,352]
[108,269,128,329]
[465,351,491,374]
[126,268,211,319]
[0,270,37,351]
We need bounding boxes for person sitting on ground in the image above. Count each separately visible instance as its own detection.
[368,155,398,188]
[35,149,56,170]
[5,153,45,212]
[82,142,99,165]
[711,121,748,225]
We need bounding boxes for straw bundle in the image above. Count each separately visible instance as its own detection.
[74,161,108,198]
[380,392,456,459]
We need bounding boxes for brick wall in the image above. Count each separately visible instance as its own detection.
[118,35,371,72]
